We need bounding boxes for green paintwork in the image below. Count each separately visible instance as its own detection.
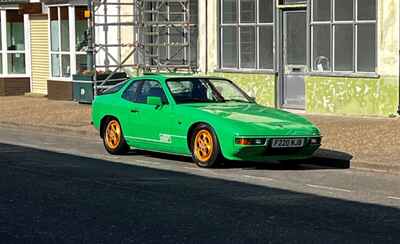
[147,96,162,106]
[305,76,399,116]
[205,72,276,107]
[92,74,321,162]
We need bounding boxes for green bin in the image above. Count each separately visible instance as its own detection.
[72,72,127,104]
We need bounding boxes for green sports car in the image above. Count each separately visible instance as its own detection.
[92,74,322,168]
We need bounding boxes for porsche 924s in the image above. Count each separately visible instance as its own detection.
[92,74,321,168]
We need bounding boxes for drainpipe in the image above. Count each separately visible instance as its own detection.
[205,0,208,74]
[398,50,400,115]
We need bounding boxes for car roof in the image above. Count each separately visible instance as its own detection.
[132,73,228,82]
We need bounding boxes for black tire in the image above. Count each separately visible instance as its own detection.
[102,118,130,155]
[190,124,222,168]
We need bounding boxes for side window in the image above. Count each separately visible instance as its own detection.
[122,80,141,102]
[136,80,168,104]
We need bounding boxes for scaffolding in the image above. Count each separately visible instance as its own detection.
[89,0,197,94]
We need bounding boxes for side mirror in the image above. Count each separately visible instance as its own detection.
[147,96,163,106]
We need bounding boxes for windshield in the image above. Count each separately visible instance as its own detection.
[166,78,252,104]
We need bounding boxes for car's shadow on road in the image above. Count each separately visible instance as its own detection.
[129,148,353,171]
[0,143,398,243]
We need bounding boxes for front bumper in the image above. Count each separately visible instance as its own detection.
[225,136,322,162]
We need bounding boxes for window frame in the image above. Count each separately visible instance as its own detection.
[219,0,275,72]
[48,5,88,81]
[75,6,89,74]
[143,2,198,66]
[310,0,378,74]
[0,9,30,77]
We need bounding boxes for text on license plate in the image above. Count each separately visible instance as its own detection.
[271,138,304,148]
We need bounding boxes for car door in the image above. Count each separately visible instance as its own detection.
[126,79,174,152]
[119,79,142,143]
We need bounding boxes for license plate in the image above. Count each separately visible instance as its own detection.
[271,138,304,148]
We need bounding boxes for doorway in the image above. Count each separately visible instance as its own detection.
[280,9,307,109]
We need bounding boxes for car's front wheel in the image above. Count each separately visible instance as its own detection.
[102,118,129,155]
[190,125,221,168]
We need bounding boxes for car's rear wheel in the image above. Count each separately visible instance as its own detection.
[103,119,129,155]
[191,125,221,168]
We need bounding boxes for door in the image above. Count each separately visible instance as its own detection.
[281,10,307,109]
[123,79,174,152]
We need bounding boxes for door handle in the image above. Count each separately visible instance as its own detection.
[130,109,139,113]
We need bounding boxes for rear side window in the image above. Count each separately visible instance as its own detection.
[101,81,127,95]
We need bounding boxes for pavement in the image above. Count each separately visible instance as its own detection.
[1,96,400,174]
[0,127,400,243]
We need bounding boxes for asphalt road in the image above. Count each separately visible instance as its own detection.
[0,127,400,243]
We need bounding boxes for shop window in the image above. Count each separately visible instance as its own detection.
[312,25,331,71]
[357,24,376,72]
[7,53,25,74]
[50,7,70,78]
[4,10,26,74]
[0,17,2,74]
[75,6,88,51]
[50,8,59,52]
[311,0,377,73]
[240,26,256,68]
[259,0,273,23]
[49,6,89,79]
[75,6,89,74]
[334,0,353,21]
[222,26,237,68]
[222,0,237,24]
[76,54,87,75]
[259,26,273,69]
[240,0,256,23]
[334,24,353,71]
[220,0,274,70]
[358,0,376,21]
[313,0,330,21]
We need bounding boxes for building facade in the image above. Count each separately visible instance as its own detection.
[0,0,399,117]
[198,0,400,116]
[0,0,89,100]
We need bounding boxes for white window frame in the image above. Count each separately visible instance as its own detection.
[310,0,377,74]
[219,0,275,71]
[0,9,30,78]
[48,5,87,81]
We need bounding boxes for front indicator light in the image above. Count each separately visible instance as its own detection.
[235,138,267,146]
[310,137,321,145]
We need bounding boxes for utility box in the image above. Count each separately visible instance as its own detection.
[73,79,93,104]
[72,72,127,104]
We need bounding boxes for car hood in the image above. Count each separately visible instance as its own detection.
[183,103,320,136]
